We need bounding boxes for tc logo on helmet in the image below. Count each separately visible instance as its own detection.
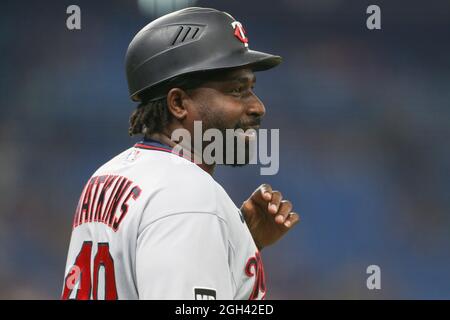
[231,21,249,48]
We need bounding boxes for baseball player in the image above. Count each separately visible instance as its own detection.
[62,7,299,300]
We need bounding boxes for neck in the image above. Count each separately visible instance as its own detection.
[147,132,216,176]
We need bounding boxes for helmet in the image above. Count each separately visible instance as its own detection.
[125,7,282,101]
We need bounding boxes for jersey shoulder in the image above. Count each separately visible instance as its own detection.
[141,149,220,214]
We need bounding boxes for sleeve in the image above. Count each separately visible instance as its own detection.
[135,212,234,300]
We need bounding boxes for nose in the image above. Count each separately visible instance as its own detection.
[246,92,266,118]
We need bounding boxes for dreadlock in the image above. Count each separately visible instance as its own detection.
[128,68,230,138]
[128,97,170,137]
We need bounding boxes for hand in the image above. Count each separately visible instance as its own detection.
[240,184,300,250]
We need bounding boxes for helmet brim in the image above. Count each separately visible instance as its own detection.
[216,49,283,72]
[131,49,282,101]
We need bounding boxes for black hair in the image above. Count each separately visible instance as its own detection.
[128,97,169,137]
[128,69,229,138]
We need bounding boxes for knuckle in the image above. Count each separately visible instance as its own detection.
[282,199,292,207]
[272,191,282,199]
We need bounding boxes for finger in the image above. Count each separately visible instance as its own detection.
[249,184,273,207]
[283,212,300,228]
[260,184,273,202]
[269,191,282,214]
[275,200,293,224]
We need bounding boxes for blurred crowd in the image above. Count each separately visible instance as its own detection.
[0,0,449,299]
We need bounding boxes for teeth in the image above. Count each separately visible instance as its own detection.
[238,129,257,139]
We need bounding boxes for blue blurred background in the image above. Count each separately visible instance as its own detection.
[1,0,449,299]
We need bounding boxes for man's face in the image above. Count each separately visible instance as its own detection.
[185,68,266,166]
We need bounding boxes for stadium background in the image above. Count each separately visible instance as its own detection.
[1,0,449,299]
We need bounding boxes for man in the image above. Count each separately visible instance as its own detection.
[62,7,299,300]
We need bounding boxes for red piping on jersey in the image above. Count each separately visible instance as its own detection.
[134,143,173,153]
[133,143,194,163]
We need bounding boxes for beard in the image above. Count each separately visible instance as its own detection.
[197,107,260,167]
[223,127,257,167]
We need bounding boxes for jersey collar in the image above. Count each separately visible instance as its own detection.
[134,138,174,154]
[134,138,195,164]
[134,138,213,175]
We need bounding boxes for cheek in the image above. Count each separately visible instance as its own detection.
[213,99,245,125]
[197,96,243,129]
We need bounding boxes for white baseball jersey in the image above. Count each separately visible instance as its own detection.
[62,139,266,300]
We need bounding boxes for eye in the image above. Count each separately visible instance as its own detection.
[230,86,255,97]
[230,87,244,95]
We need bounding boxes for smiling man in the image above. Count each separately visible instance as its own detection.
[62,7,299,300]
[135,67,264,168]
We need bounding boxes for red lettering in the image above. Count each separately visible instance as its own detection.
[113,186,142,231]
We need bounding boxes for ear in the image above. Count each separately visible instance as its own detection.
[166,88,190,121]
